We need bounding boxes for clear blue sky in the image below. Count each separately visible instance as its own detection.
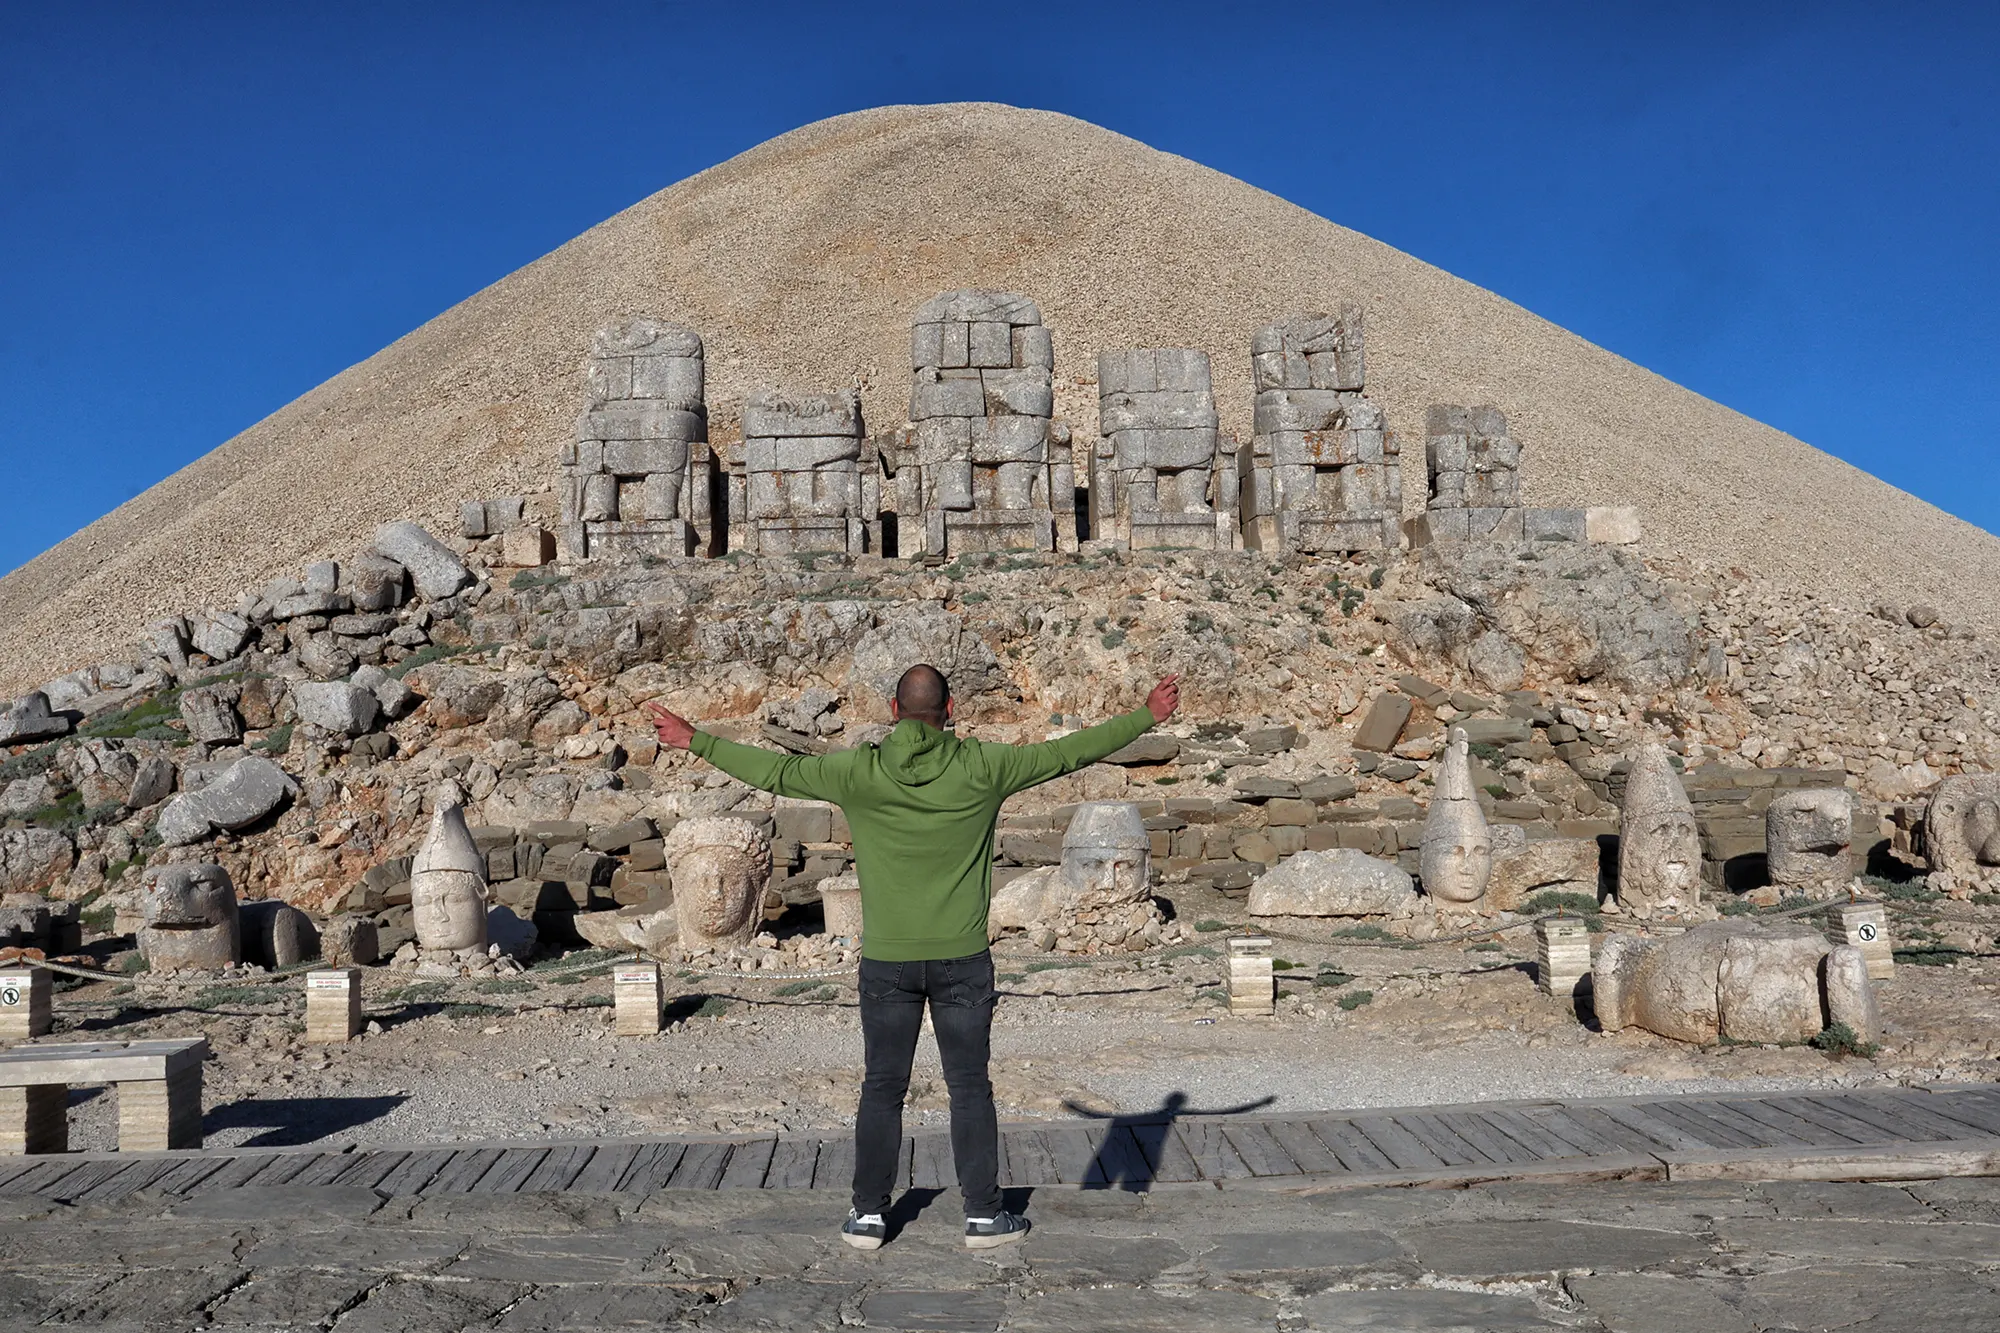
[3,3,1995,575]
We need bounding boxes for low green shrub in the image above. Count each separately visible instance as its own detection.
[1337,990,1374,1010]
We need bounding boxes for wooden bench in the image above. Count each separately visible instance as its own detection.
[0,1038,208,1154]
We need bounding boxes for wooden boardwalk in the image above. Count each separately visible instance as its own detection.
[5,1085,2000,1204]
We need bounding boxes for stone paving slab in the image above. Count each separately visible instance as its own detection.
[0,1175,1996,1328]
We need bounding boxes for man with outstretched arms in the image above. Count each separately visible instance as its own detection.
[648,666,1179,1249]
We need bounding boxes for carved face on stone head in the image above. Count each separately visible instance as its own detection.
[1421,814,1493,904]
[1058,803,1152,908]
[1618,745,1704,916]
[411,799,489,953]
[665,816,773,949]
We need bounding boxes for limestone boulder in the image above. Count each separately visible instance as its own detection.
[372,521,473,600]
[1248,849,1418,920]
[1,775,55,817]
[573,905,676,954]
[291,681,381,737]
[0,829,75,895]
[65,739,140,808]
[339,553,408,612]
[417,665,508,728]
[0,693,69,744]
[320,915,380,967]
[1488,838,1602,911]
[179,687,244,744]
[126,755,176,809]
[191,612,253,662]
[156,756,296,846]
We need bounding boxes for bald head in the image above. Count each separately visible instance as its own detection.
[894,664,951,728]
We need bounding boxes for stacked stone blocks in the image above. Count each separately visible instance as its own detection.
[0,968,52,1042]
[1242,308,1400,553]
[304,969,363,1043]
[739,388,869,555]
[614,961,664,1036]
[560,318,715,560]
[1415,403,1642,547]
[1095,349,1238,549]
[902,291,1064,556]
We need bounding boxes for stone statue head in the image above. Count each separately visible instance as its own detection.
[665,816,772,951]
[1765,787,1852,891]
[1058,803,1152,908]
[140,863,241,971]
[1617,744,1702,917]
[1919,775,2000,891]
[410,798,489,952]
[1421,729,1493,904]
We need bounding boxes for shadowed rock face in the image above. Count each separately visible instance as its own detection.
[139,863,241,971]
[664,816,772,951]
[1616,744,1702,920]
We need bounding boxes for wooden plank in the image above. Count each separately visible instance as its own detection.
[617,1142,687,1193]
[1126,1121,1202,1183]
[1084,1126,1155,1187]
[998,1129,1059,1186]
[1591,1103,1707,1152]
[717,1139,776,1191]
[75,1157,186,1203]
[666,1141,731,1190]
[1766,1096,1902,1144]
[569,1144,642,1194]
[1526,1107,1644,1157]
[1828,1093,1992,1144]
[251,1153,333,1187]
[328,1151,407,1190]
[428,1148,504,1194]
[1660,1101,1793,1149]
[1346,1116,1447,1170]
[8,1160,85,1195]
[1535,1107,1654,1158]
[1710,1098,1862,1148]
[375,1148,461,1196]
[44,1160,137,1203]
[763,1138,820,1190]
[1662,1137,2000,1183]
[1689,1100,1819,1148]
[1174,1120,1253,1179]
[1265,1119,1347,1175]
[188,1154,270,1192]
[1227,1153,1666,1194]
[908,1133,955,1191]
[1473,1109,1578,1161]
[1432,1113,1533,1164]
[1392,1114,1484,1167]
[1912,1092,2000,1137]
[520,1144,596,1193]
[1305,1118,1397,1173]
[291,1152,369,1187]
[469,1147,550,1194]
[147,1155,232,1195]
[1222,1122,1306,1177]
[1041,1125,1099,1185]
[0,1157,49,1190]
[812,1135,854,1192]
[1633,1101,1762,1150]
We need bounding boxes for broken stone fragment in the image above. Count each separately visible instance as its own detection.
[0,693,69,745]
[1247,848,1417,920]
[155,756,296,847]
[372,521,473,600]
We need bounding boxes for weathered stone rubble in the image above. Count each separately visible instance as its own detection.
[1594,918,1880,1046]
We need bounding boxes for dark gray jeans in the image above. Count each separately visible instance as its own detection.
[854,951,1001,1218]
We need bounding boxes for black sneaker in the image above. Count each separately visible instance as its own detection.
[963,1211,1030,1249]
[840,1208,886,1250]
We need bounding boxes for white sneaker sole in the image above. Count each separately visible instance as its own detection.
[840,1230,885,1251]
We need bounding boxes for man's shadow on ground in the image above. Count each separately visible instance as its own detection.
[203,1095,407,1148]
[1063,1090,1278,1191]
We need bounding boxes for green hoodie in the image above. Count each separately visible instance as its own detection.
[688,708,1157,961]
